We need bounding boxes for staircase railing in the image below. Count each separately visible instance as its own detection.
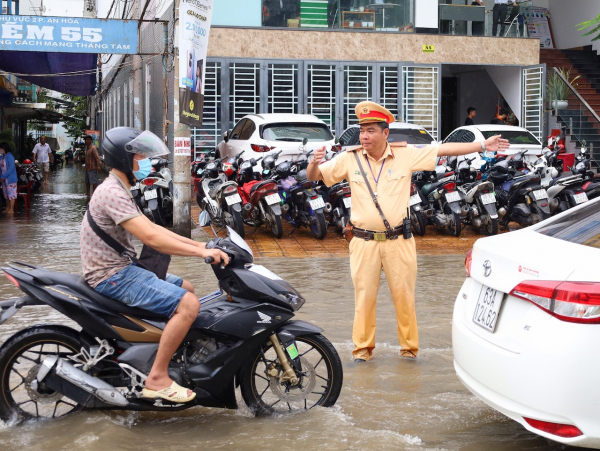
[550,67,600,163]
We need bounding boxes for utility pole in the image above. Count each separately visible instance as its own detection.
[132,0,143,130]
[172,0,192,237]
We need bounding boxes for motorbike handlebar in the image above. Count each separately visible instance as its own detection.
[205,256,214,264]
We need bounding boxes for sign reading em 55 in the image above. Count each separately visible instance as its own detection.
[0,15,138,54]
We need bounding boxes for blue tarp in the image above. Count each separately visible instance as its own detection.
[0,51,97,96]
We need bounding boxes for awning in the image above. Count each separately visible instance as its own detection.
[0,51,97,96]
[3,103,64,123]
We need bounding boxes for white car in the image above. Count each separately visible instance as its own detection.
[216,114,338,165]
[338,121,435,151]
[453,196,600,448]
[442,125,543,166]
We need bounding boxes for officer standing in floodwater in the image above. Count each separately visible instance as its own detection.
[307,101,509,363]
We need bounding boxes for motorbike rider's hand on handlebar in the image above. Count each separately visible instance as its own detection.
[203,248,229,266]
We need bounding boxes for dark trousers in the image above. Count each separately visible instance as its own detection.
[492,3,508,37]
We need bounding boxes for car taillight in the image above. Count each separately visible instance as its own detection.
[2,271,19,288]
[251,144,274,153]
[523,418,583,438]
[464,249,472,277]
[330,144,342,152]
[510,280,600,323]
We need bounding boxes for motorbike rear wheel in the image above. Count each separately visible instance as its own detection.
[484,217,499,236]
[309,211,327,240]
[151,207,166,226]
[448,212,462,237]
[0,325,82,422]
[226,207,245,238]
[268,206,284,239]
[239,333,343,416]
[410,208,426,236]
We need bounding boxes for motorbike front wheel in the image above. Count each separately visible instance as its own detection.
[410,208,426,236]
[0,325,82,422]
[309,211,327,240]
[239,333,343,416]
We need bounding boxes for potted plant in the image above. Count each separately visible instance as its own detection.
[546,68,580,110]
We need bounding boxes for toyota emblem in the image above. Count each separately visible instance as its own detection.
[483,260,492,277]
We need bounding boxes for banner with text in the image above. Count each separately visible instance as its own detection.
[0,15,138,54]
[523,7,554,49]
[178,0,214,128]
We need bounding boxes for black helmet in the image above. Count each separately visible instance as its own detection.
[102,127,170,173]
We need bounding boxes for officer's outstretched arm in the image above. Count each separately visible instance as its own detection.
[437,134,509,156]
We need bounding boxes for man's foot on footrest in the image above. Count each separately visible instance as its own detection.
[142,381,196,403]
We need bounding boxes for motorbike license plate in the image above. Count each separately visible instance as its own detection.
[309,196,326,210]
[130,183,140,191]
[574,192,589,204]
[225,193,242,205]
[265,193,281,205]
[144,189,158,200]
[532,189,548,201]
[480,193,496,205]
[445,191,461,203]
[472,285,504,333]
[409,194,421,206]
[343,196,352,208]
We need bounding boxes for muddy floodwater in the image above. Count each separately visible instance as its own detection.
[0,166,569,450]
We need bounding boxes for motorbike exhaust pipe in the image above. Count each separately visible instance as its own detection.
[472,218,482,228]
[497,207,507,218]
[281,203,290,213]
[37,356,128,407]
[460,205,470,217]
[324,202,333,213]
[242,202,253,219]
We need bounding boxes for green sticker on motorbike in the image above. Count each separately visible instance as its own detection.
[286,343,299,360]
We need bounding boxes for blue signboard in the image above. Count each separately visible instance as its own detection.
[0,15,138,54]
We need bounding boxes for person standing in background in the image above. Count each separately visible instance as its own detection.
[32,135,52,184]
[493,0,518,37]
[0,142,17,215]
[465,107,477,125]
[471,0,485,36]
[84,135,102,196]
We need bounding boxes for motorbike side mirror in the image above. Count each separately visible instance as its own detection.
[223,131,230,143]
[199,211,211,227]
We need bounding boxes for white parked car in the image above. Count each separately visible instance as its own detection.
[453,196,600,448]
[216,114,338,165]
[442,125,543,166]
[338,121,435,151]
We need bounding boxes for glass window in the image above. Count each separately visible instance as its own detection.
[239,119,256,140]
[339,127,357,146]
[444,130,461,143]
[480,130,540,145]
[536,200,600,249]
[261,123,334,142]
[389,128,434,145]
[230,119,247,140]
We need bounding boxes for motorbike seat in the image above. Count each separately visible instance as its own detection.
[75,277,168,320]
[249,180,276,196]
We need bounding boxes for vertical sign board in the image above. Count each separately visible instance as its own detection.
[0,15,138,54]
[523,7,554,49]
[178,0,214,128]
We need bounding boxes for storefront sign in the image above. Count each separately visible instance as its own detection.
[423,45,434,53]
[0,15,138,54]
[523,7,554,49]
[178,0,214,128]
[174,137,191,156]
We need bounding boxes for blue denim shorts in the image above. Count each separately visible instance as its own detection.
[95,264,187,318]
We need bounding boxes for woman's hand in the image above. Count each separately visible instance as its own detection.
[484,135,510,152]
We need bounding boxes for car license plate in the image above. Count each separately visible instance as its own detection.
[343,196,352,208]
[144,189,157,201]
[532,189,548,201]
[409,194,421,206]
[265,193,281,205]
[574,192,588,204]
[225,193,242,205]
[309,196,325,210]
[480,193,496,205]
[472,285,504,333]
[445,191,461,203]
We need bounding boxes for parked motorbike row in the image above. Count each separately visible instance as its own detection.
[409,145,599,237]
[130,156,174,226]
[192,140,342,239]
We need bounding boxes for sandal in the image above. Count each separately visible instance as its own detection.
[142,381,196,403]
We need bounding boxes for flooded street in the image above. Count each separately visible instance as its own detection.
[0,165,566,450]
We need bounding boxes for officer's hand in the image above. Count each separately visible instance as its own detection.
[311,146,327,165]
[484,135,510,152]
[204,249,230,266]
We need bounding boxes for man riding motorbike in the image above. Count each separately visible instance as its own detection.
[80,127,228,403]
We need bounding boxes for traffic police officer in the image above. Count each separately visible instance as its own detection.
[307,101,509,362]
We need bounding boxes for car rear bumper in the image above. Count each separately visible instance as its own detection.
[452,278,600,447]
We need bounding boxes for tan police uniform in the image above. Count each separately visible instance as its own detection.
[318,101,439,361]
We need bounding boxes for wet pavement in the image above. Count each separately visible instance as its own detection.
[0,165,570,450]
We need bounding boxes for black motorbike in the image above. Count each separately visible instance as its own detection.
[50,151,63,171]
[0,226,343,422]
